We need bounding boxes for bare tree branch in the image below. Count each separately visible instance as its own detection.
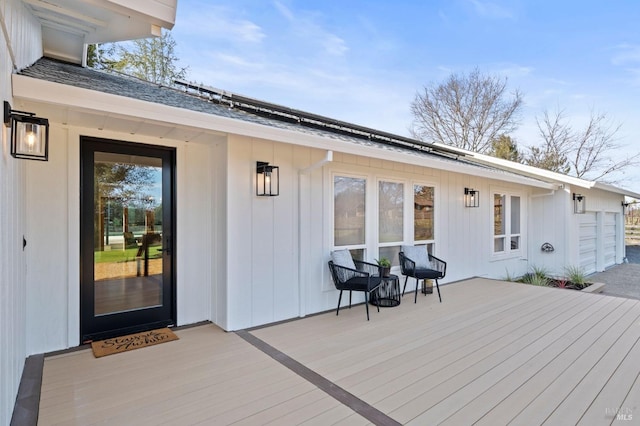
[527,108,640,183]
[410,68,523,153]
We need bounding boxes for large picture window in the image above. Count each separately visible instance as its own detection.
[331,174,437,267]
[379,181,403,266]
[334,176,366,259]
[494,191,521,254]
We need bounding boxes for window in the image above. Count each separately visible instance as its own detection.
[379,181,403,266]
[331,174,437,268]
[414,185,434,241]
[493,191,521,254]
[334,176,366,255]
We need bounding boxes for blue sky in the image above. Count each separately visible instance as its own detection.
[170,0,640,187]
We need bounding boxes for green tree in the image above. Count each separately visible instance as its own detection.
[410,68,523,154]
[490,134,522,162]
[88,30,188,86]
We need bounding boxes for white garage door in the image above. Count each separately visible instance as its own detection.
[604,213,617,268]
[579,212,597,275]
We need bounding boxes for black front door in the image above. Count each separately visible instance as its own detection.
[80,137,176,342]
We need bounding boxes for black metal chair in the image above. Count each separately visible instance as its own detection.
[328,254,382,320]
[399,249,446,303]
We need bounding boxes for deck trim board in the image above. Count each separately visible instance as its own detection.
[236,330,401,426]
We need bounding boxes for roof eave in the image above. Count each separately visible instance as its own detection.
[12,74,556,190]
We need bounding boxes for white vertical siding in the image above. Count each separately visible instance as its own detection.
[0,1,41,423]
[1,0,42,70]
[177,141,213,325]
[212,140,228,329]
[25,125,70,354]
[226,135,303,330]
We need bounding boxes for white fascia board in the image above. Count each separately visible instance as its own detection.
[13,75,555,189]
[452,146,640,197]
[593,182,640,199]
[106,0,177,28]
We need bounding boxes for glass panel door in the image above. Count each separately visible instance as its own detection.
[81,137,175,342]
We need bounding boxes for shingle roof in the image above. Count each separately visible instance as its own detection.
[18,57,553,185]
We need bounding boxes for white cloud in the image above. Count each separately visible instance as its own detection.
[269,2,349,57]
[611,44,640,66]
[176,5,265,44]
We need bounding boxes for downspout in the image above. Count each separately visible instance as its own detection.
[297,150,333,317]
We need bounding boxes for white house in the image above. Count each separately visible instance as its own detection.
[2,0,639,423]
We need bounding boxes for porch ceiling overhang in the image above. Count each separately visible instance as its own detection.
[12,73,557,190]
[22,0,177,64]
[12,74,225,144]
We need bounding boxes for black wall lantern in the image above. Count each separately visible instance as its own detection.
[573,193,586,214]
[464,187,479,208]
[4,101,49,161]
[256,161,279,196]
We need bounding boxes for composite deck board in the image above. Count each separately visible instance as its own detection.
[383,292,618,423]
[253,279,640,425]
[307,288,557,381]
[442,298,639,425]
[507,300,640,425]
[38,325,362,425]
[38,278,640,425]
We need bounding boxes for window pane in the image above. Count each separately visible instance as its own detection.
[494,194,505,235]
[511,236,520,250]
[379,181,403,243]
[379,246,400,267]
[495,237,505,252]
[414,185,434,241]
[511,196,520,234]
[350,249,365,262]
[334,176,366,246]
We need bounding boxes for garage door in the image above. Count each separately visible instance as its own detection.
[604,213,617,268]
[579,212,597,274]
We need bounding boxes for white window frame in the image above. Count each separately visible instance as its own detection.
[377,178,405,267]
[327,167,440,285]
[491,187,524,259]
[331,172,368,258]
[411,182,437,254]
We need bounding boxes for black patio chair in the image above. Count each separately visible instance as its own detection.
[399,247,446,303]
[328,250,382,320]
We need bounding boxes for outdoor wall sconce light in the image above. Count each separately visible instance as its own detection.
[3,101,49,161]
[464,187,479,208]
[573,193,586,214]
[256,161,279,196]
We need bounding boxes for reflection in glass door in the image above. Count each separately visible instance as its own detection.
[81,137,175,342]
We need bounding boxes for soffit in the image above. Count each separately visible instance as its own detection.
[21,0,176,64]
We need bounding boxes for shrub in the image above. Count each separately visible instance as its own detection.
[523,273,549,286]
[564,265,588,289]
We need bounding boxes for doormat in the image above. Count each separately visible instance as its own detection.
[91,328,179,358]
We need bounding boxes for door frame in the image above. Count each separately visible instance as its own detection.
[79,136,177,343]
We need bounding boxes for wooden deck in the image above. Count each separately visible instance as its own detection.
[38,278,640,425]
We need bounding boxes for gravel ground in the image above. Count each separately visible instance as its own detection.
[589,245,640,300]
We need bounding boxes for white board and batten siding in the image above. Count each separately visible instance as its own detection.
[0,2,43,424]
